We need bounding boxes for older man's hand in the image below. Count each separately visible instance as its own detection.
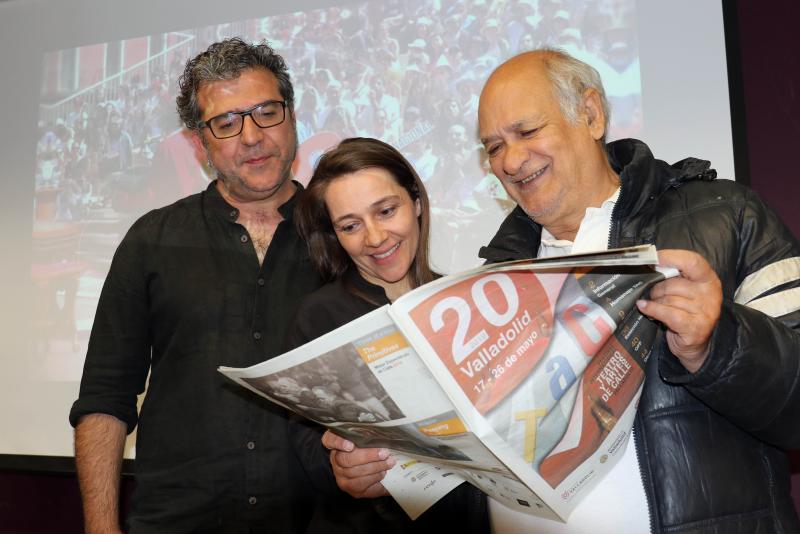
[321,430,393,499]
[636,249,723,373]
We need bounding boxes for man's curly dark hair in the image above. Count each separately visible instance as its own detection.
[176,37,294,131]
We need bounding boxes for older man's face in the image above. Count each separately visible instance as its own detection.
[194,68,297,204]
[478,60,606,232]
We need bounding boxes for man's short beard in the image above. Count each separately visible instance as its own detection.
[523,204,555,221]
[519,185,567,224]
[200,124,299,192]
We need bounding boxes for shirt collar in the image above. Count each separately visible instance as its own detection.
[345,267,391,305]
[540,187,620,248]
[204,179,304,222]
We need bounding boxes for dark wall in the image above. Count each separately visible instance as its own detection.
[0,472,84,533]
[0,471,133,533]
[733,0,800,511]
[2,1,800,531]
[735,0,800,238]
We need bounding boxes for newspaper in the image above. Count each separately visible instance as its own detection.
[219,245,677,522]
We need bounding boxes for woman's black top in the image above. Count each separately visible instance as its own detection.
[285,268,488,534]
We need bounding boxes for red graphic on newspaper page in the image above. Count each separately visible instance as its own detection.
[408,271,559,414]
[538,334,645,487]
[531,269,653,488]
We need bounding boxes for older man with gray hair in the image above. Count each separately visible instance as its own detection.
[70,38,321,533]
[324,49,800,534]
[478,48,800,533]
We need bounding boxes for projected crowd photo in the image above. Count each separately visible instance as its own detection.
[31,0,640,379]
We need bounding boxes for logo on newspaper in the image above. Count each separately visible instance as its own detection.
[408,270,557,413]
[559,470,595,502]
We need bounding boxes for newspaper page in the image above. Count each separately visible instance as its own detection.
[220,305,543,519]
[390,245,676,521]
[219,245,675,522]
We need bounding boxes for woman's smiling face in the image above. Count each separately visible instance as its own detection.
[324,167,421,299]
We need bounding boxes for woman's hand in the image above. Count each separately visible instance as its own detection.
[322,430,394,498]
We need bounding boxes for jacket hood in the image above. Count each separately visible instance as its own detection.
[479,138,718,263]
[609,138,716,223]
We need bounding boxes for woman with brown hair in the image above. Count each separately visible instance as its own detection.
[295,136,436,299]
[286,137,487,533]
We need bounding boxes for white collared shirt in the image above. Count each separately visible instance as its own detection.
[489,188,650,533]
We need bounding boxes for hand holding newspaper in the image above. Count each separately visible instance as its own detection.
[219,245,677,522]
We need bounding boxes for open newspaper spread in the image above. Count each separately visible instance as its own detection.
[219,245,678,522]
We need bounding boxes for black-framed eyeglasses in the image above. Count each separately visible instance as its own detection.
[203,100,287,139]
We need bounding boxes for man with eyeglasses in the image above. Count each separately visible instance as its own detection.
[69,38,322,534]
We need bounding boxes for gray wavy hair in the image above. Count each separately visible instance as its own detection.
[176,37,294,131]
[539,49,611,142]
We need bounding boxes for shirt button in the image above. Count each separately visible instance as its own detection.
[246,441,256,450]
[240,234,249,243]
[253,331,262,340]
[248,496,257,505]
[229,209,238,219]
[257,278,265,286]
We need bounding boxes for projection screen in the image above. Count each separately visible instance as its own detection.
[0,0,734,465]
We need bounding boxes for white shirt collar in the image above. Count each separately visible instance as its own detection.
[539,187,620,258]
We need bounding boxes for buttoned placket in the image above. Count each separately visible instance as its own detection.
[237,206,280,514]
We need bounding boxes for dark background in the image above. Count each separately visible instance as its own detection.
[732,1,800,240]
[734,0,800,522]
[2,0,799,531]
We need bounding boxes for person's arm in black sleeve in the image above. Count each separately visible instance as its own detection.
[656,189,800,448]
[69,221,152,533]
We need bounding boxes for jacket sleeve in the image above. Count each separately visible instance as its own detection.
[288,415,339,496]
[660,188,800,448]
[283,300,341,497]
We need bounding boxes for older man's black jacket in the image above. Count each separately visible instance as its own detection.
[479,138,800,533]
